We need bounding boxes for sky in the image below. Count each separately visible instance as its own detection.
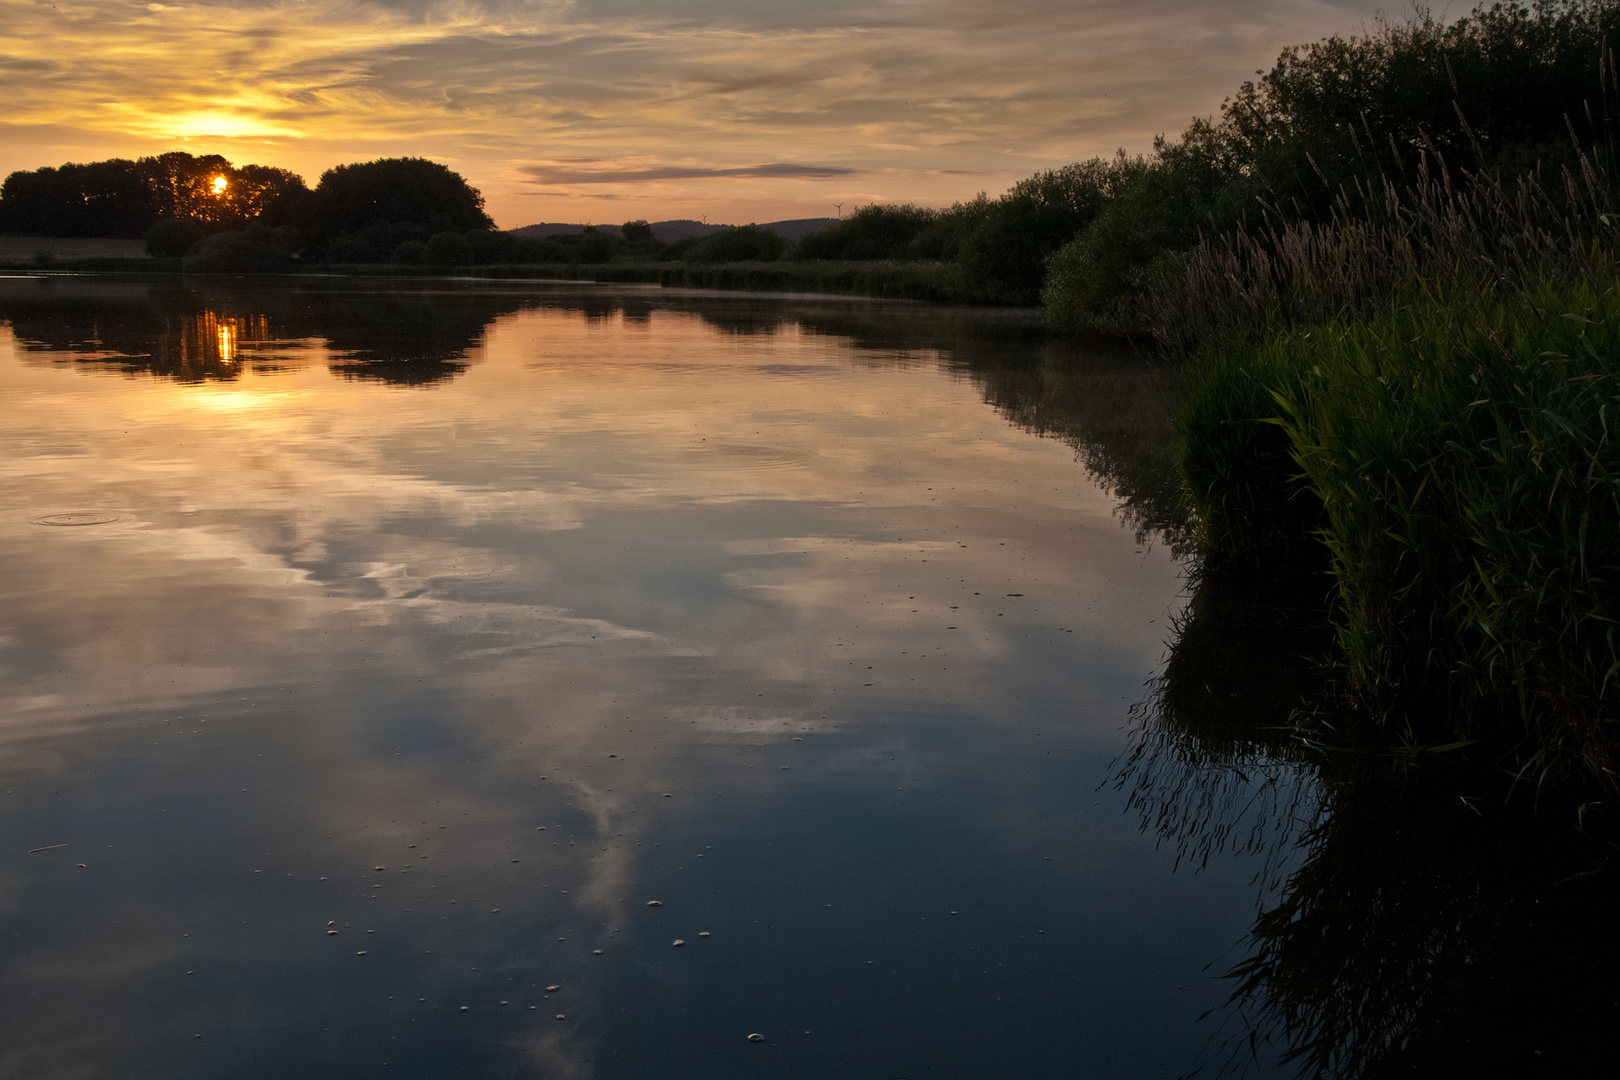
[1,0,1392,228]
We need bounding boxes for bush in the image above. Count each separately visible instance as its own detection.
[1042,1,1620,333]
[426,231,474,266]
[181,227,295,273]
[465,229,520,263]
[143,217,206,257]
[1042,143,1236,332]
[391,240,427,265]
[660,237,698,261]
[621,219,653,242]
[954,158,1140,304]
[578,228,614,264]
[682,225,786,263]
[797,204,939,261]
[511,237,578,264]
[324,232,381,263]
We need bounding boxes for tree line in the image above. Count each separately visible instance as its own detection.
[0,152,306,238]
[0,153,498,270]
[5,0,1614,307]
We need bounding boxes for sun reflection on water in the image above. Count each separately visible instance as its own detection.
[216,319,237,362]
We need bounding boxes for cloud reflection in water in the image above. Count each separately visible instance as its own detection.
[0,278,1244,1079]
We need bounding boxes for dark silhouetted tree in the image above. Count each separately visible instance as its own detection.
[1,152,306,238]
[310,158,493,246]
[139,152,234,224]
[578,227,614,263]
[797,204,938,260]
[0,159,156,237]
[226,165,309,227]
[682,224,786,263]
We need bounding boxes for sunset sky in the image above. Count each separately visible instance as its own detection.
[2,0,1389,228]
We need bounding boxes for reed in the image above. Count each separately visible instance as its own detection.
[1159,152,1620,786]
[1273,282,1620,782]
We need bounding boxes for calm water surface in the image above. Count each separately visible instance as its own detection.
[5,276,1603,1080]
[0,276,1256,1079]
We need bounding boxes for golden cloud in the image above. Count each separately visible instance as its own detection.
[0,0,1390,225]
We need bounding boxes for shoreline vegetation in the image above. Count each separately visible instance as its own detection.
[4,1,1620,800]
[1129,0,1620,803]
[0,257,962,302]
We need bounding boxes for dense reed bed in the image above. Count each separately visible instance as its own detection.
[1157,150,1620,788]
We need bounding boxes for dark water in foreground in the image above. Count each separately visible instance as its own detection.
[0,277,1613,1080]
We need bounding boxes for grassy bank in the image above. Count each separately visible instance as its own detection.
[1035,2,1620,795]
[1156,150,1620,790]
[0,255,958,303]
[303,259,958,299]
[1281,284,1620,780]
[0,255,180,272]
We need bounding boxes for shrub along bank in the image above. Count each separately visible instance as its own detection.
[1145,90,1620,789]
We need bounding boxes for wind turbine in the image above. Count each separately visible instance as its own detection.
[834,202,843,218]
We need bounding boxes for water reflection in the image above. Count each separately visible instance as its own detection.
[959,340,1193,556]
[1,277,1240,1080]
[0,277,535,385]
[1121,569,1620,1079]
[1226,763,1617,1079]
[7,275,1612,1077]
[1114,575,1329,886]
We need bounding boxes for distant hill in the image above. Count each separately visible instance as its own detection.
[510,218,837,242]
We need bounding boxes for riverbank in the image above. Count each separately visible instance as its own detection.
[322,259,959,301]
[0,235,178,273]
[1152,155,1620,796]
[0,248,960,303]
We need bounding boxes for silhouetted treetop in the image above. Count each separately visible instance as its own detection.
[0,152,309,238]
[310,158,493,241]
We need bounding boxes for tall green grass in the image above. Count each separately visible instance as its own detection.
[1158,155,1620,787]
[1271,283,1620,782]
[1173,345,1323,574]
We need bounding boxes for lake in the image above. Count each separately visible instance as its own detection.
[0,276,1609,1080]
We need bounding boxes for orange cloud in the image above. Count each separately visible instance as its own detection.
[0,1,1391,226]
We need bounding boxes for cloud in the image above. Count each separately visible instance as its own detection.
[520,161,858,184]
[0,0,1394,224]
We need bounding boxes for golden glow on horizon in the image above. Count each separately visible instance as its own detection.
[0,0,1390,226]
[211,175,228,194]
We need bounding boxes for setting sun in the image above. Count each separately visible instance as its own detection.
[211,175,227,194]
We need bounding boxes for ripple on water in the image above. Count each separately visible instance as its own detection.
[29,512,121,527]
[677,440,812,470]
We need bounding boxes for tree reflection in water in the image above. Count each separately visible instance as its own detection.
[0,277,531,386]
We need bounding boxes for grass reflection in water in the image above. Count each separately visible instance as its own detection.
[1120,569,1619,1079]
